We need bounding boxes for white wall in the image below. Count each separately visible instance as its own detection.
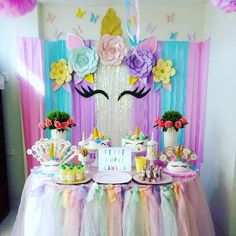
[0,6,40,206]
[201,3,236,235]
[40,3,205,41]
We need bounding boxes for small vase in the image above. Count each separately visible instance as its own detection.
[50,129,67,140]
[164,127,178,148]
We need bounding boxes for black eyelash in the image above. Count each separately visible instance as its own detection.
[75,85,109,99]
[118,86,151,101]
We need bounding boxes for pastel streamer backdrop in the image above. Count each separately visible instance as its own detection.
[18,38,210,172]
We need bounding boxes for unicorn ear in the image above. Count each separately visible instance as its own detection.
[138,35,157,53]
[66,33,85,50]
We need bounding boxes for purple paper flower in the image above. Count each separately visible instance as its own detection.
[125,48,155,78]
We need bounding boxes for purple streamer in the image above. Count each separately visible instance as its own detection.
[184,39,210,168]
[71,40,96,144]
[131,41,162,141]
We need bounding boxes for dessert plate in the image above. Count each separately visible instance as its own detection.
[56,174,92,185]
[92,171,132,184]
[132,174,173,185]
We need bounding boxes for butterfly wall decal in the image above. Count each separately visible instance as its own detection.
[76,8,86,18]
[90,13,99,23]
[146,22,157,35]
[166,13,175,23]
[72,25,83,36]
[53,28,63,39]
[169,31,178,40]
[187,32,197,41]
[47,12,56,24]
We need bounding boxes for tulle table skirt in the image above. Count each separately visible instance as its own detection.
[11,171,215,236]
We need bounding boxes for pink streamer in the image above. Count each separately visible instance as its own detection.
[18,37,45,174]
[184,39,210,168]
[0,0,37,18]
[107,186,122,236]
[210,0,236,13]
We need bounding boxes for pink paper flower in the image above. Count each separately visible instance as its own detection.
[44,119,52,128]
[97,34,127,66]
[38,121,45,129]
[61,122,69,130]
[180,117,188,124]
[54,121,61,129]
[157,119,165,128]
[67,118,75,126]
[175,121,182,129]
[164,121,173,128]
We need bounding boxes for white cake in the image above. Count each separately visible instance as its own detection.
[79,128,112,151]
[41,160,60,174]
[121,127,148,152]
[166,161,190,173]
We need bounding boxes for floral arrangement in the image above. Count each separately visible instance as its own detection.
[125,48,155,84]
[154,110,188,132]
[97,34,127,66]
[68,46,99,79]
[210,0,236,13]
[159,145,197,163]
[152,58,176,91]
[50,59,73,91]
[38,110,76,131]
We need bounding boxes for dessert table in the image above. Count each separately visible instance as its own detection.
[11,168,215,236]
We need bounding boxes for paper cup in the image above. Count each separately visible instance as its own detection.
[135,156,147,173]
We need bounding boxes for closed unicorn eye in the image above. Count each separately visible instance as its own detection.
[117,86,151,101]
[75,85,109,99]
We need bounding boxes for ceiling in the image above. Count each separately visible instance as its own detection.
[38,0,207,5]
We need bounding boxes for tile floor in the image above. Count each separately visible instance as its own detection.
[0,209,17,236]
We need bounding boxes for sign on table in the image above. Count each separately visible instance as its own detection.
[98,147,132,172]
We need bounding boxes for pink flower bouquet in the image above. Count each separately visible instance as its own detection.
[38,110,76,131]
[154,110,188,132]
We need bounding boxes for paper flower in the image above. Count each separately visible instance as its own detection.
[69,46,99,78]
[97,34,127,66]
[152,58,175,91]
[50,59,73,91]
[210,0,236,13]
[125,48,155,84]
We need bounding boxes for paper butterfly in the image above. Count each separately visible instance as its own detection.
[146,22,157,35]
[169,31,178,41]
[90,13,99,23]
[187,32,196,41]
[128,16,137,27]
[53,28,63,39]
[72,25,83,36]
[47,12,56,24]
[166,13,175,23]
[76,8,86,18]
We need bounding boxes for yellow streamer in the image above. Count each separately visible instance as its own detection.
[106,185,116,203]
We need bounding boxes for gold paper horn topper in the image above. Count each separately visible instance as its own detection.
[134,126,140,136]
[93,127,99,139]
[100,8,123,36]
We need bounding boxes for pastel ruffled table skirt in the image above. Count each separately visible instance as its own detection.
[11,173,215,236]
